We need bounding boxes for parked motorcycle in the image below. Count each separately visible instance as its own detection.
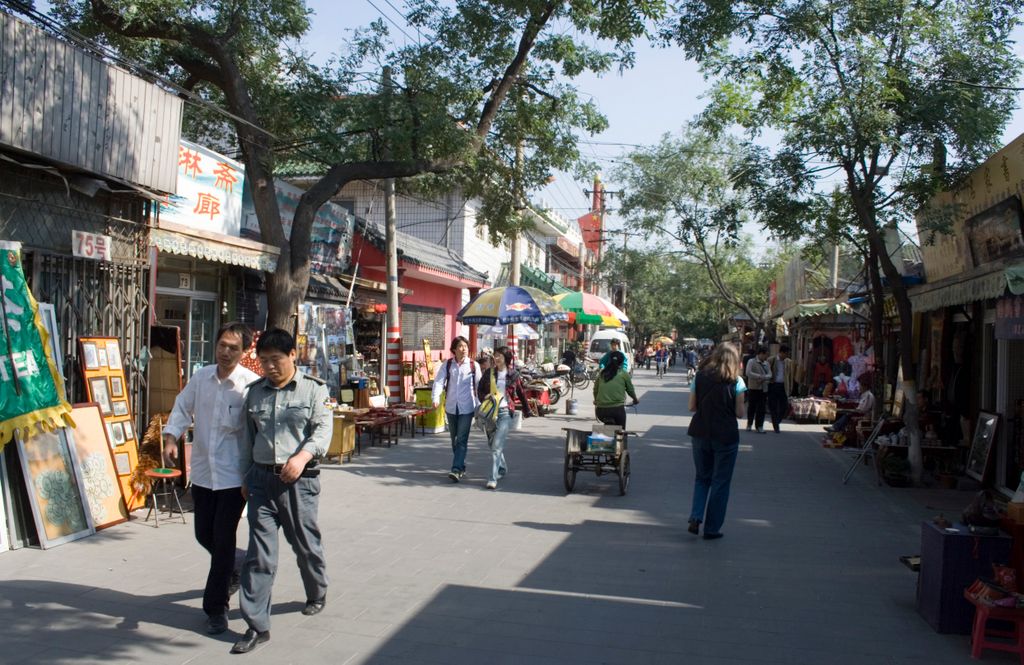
[521,363,571,408]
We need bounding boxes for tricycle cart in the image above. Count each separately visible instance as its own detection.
[562,425,636,495]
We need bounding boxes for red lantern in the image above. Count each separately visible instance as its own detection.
[373,303,388,313]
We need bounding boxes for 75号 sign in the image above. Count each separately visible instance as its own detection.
[72,230,113,262]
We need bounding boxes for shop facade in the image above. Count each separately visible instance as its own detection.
[911,131,1024,495]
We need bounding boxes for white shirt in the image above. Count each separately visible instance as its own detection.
[431,356,481,415]
[496,370,508,395]
[163,363,260,490]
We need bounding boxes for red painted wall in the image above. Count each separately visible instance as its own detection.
[351,232,465,397]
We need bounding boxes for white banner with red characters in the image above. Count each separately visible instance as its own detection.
[158,140,245,236]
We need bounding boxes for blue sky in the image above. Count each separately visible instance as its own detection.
[299,1,1024,254]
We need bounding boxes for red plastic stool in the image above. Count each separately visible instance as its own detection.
[964,590,1024,664]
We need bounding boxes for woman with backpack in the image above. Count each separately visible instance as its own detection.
[687,343,746,540]
[431,336,482,482]
[475,346,531,490]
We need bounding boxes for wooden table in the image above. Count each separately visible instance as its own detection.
[874,441,959,485]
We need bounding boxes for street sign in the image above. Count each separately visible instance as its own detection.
[71,230,112,262]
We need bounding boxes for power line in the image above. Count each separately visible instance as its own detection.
[365,0,418,45]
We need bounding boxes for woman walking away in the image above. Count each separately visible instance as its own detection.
[476,346,532,490]
[593,351,639,428]
[687,344,746,540]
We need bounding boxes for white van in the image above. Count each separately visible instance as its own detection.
[587,330,633,370]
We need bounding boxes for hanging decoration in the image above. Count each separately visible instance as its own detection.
[0,241,74,449]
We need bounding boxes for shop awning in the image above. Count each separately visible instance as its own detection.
[151,226,278,272]
[909,267,1009,313]
[307,274,412,302]
[781,300,852,321]
[517,263,573,296]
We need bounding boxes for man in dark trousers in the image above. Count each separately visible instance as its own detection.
[766,344,794,433]
[163,322,258,636]
[232,328,333,655]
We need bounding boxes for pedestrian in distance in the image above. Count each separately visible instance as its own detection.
[476,346,531,490]
[599,338,631,373]
[431,335,482,482]
[687,343,747,540]
[644,343,655,370]
[232,328,333,655]
[162,322,259,637]
[744,346,770,434]
[593,351,639,428]
[766,344,795,433]
[655,343,670,378]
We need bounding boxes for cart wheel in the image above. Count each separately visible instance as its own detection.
[549,388,561,406]
[564,453,577,493]
[618,450,630,496]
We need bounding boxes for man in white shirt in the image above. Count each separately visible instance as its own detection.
[431,335,481,482]
[163,322,259,636]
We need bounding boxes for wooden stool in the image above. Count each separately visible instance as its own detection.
[145,468,186,527]
[964,590,1024,663]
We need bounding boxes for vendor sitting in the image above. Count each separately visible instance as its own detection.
[825,372,874,433]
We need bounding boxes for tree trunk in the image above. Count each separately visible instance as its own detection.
[866,246,885,418]
[265,265,305,332]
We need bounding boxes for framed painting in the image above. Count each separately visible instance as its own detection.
[89,377,112,415]
[38,303,65,384]
[97,346,108,368]
[122,420,134,441]
[16,428,95,548]
[106,341,122,370]
[111,401,129,417]
[80,341,99,370]
[113,452,131,476]
[109,376,124,398]
[0,451,9,553]
[967,412,1000,482]
[110,422,125,446]
[68,404,128,529]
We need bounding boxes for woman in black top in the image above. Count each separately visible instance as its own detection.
[687,343,746,540]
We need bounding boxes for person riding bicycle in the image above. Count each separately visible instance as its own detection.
[655,344,670,378]
[593,351,638,428]
[599,338,631,373]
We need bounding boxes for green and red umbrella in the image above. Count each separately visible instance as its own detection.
[553,292,629,327]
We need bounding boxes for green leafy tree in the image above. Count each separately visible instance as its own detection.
[52,0,665,328]
[667,0,1022,483]
[613,128,781,334]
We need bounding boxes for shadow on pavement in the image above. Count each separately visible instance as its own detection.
[0,579,302,662]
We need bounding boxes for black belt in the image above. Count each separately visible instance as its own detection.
[254,462,320,478]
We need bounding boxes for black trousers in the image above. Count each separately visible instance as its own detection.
[191,484,246,617]
[766,383,788,432]
[746,389,767,430]
[595,405,627,428]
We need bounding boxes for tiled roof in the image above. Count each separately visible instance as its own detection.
[355,217,489,285]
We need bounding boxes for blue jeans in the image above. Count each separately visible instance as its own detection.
[486,408,511,483]
[689,436,739,535]
[448,411,474,473]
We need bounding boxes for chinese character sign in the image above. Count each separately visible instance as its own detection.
[0,242,73,450]
[159,140,245,236]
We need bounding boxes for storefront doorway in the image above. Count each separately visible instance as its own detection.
[154,292,219,380]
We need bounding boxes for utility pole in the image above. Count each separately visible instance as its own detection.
[508,140,524,360]
[383,67,402,403]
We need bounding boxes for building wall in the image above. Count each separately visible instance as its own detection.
[0,11,182,192]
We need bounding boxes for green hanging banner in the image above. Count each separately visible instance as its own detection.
[0,241,73,450]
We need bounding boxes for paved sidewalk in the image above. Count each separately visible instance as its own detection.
[0,365,989,664]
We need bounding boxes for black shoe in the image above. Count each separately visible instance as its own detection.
[703,532,724,540]
[206,614,228,635]
[687,519,700,535]
[230,628,270,654]
[228,570,241,596]
[301,598,326,616]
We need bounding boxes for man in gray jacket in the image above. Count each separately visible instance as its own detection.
[232,328,333,655]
